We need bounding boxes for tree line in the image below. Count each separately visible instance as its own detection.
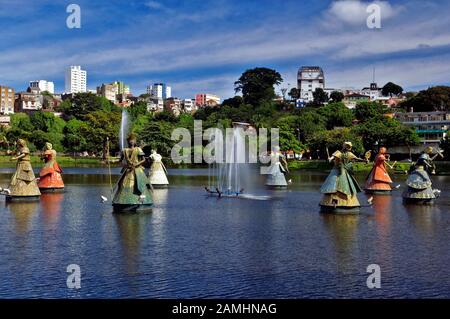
[1,67,449,159]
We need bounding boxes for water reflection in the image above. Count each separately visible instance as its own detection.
[113,212,152,275]
[6,201,39,235]
[40,193,64,227]
[371,195,393,237]
[152,188,169,205]
[404,203,443,235]
[321,213,359,272]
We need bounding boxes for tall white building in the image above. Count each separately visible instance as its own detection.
[146,83,171,99]
[297,66,325,102]
[29,80,55,94]
[65,66,87,93]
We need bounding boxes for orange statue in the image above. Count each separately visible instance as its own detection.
[38,142,65,192]
[364,147,395,194]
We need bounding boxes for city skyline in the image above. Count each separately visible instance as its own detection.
[0,0,449,99]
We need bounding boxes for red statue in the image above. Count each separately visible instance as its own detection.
[38,142,65,192]
[364,147,395,194]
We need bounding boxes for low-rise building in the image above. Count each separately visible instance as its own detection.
[395,111,450,145]
[165,97,181,116]
[361,82,382,100]
[0,115,11,127]
[97,83,119,103]
[343,93,370,109]
[42,94,62,111]
[146,97,164,112]
[15,91,43,113]
[195,93,220,107]
[29,80,54,94]
[182,99,196,113]
[0,85,15,114]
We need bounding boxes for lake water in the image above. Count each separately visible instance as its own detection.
[0,167,449,298]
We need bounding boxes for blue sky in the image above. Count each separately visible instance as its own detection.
[0,0,449,99]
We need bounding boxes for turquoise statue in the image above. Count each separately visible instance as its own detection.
[403,146,443,204]
[319,142,368,214]
[265,146,289,188]
[112,133,153,213]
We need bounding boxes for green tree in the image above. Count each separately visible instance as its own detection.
[330,91,344,102]
[222,96,243,108]
[288,88,300,100]
[352,117,419,150]
[128,101,148,121]
[234,67,282,106]
[62,93,117,119]
[80,110,121,159]
[354,102,389,122]
[312,88,329,106]
[382,82,403,97]
[318,102,354,129]
[401,86,450,112]
[309,128,365,157]
[140,120,176,157]
[63,119,88,153]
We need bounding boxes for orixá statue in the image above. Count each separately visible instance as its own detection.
[265,146,289,188]
[364,147,395,194]
[319,142,368,213]
[3,139,41,201]
[403,146,443,204]
[148,149,169,188]
[38,142,65,192]
[112,133,153,212]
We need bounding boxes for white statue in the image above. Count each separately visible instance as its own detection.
[149,149,169,188]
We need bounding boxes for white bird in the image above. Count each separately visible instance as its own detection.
[395,184,401,189]
[101,195,108,203]
[288,179,292,184]
[139,194,146,203]
[367,196,374,205]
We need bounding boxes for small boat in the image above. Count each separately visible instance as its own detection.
[205,187,244,198]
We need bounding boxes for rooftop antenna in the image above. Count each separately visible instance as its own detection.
[372,66,376,83]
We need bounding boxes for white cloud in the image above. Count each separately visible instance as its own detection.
[145,1,165,10]
[325,0,400,26]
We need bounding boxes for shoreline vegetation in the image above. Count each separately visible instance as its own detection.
[1,154,450,175]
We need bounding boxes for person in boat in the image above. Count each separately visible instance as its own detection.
[112,133,153,210]
[6,139,41,199]
[265,146,289,188]
[38,142,65,191]
[320,142,368,212]
[364,147,395,193]
[148,149,169,188]
[403,147,443,203]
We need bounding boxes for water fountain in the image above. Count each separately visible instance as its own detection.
[206,122,270,200]
[120,108,130,151]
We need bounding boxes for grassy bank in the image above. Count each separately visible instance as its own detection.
[0,155,102,165]
[288,160,450,175]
